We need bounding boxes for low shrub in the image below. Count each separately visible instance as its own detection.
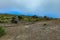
[0,27,6,37]
[43,23,47,26]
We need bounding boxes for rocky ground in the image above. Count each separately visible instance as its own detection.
[0,20,60,40]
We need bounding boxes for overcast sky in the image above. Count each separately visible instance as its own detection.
[0,0,60,18]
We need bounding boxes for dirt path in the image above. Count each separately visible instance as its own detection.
[0,21,60,40]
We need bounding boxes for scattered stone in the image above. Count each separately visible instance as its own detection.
[25,25,30,28]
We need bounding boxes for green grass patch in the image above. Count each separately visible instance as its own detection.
[0,26,6,37]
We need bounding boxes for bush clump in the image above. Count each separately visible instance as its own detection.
[0,27,6,37]
[43,23,47,26]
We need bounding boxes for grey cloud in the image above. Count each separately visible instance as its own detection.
[0,0,60,16]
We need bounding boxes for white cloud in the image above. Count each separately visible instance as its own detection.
[0,0,44,12]
[0,0,60,17]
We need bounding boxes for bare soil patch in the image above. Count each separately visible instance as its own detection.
[0,21,60,40]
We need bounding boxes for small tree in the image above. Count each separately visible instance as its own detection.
[44,16,50,20]
[44,16,47,18]
[32,15,38,18]
[18,16,22,20]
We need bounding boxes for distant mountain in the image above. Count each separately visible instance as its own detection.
[7,11,23,15]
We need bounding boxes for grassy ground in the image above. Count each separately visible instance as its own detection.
[0,14,60,40]
[0,14,15,23]
[0,14,54,23]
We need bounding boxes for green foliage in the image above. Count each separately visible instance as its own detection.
[20,15,40,22]
[0,27,6,37]
[43,23,47,26]
[0,14,54,23]
[43,16,50,20]
[0,14,14,23]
